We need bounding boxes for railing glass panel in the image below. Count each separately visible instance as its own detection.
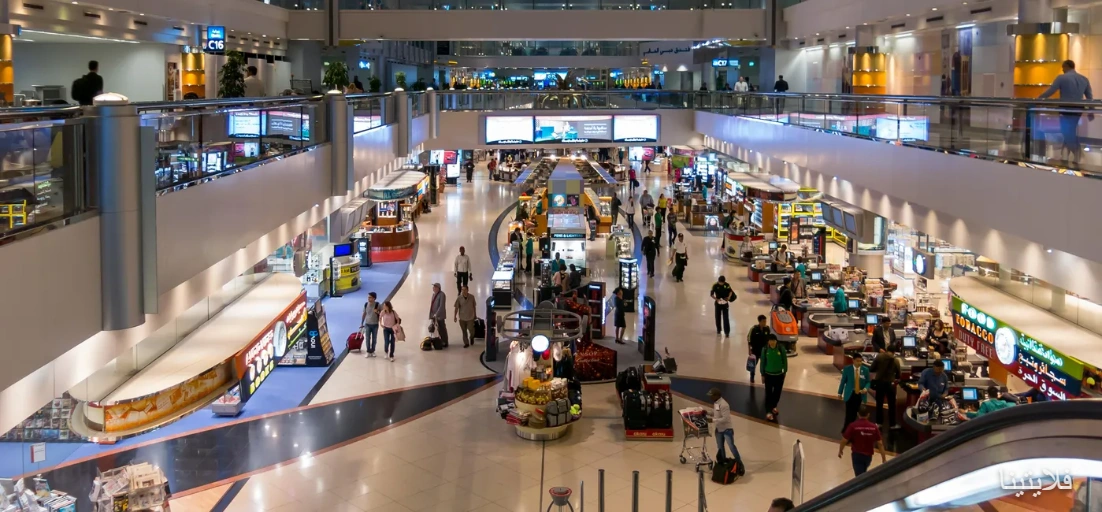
[265,0,763,8]
[0,112,90,243]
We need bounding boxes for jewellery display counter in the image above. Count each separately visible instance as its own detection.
[583,189,613,234]
[493,243,518,308]
[606,225,633,259]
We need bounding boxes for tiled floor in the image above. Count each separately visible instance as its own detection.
[172,161,899,510]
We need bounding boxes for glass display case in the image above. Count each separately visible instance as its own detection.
[394,222,414,233]
[492,269,515,308]
[619,258,639,310]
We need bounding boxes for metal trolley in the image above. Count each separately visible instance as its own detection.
[678,407,714,473]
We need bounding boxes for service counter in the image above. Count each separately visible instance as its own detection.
[818,328,870,369]
[723,230,766,261]
[746,256,772,282]
[806,313,868,343]
[760,272,793,295]
[794,298,834,325]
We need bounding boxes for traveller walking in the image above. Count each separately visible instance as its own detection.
[466,159,475,183]
[667,209,678,246]
[454,246,471,292]
[657,193,668,217]
[453,285,477,348]
[654,208,664,247]
[624,196,636,229]
[706,388,745,474]
[1039,60,1093,163]
[612,287,627,344]
[567,264,582,291]
[429,283,449,347]
[671,233,688,282]
[710,276,736,337]
[641,230,658,277]
[379,301,401,362]
[524,233,534,274]
[870,346,902,429]
[838,356,871,433]
[747,315,770,384]
[360,292,381,358]
[759,335,788,421]
[838,406,887,476]
[628,167,638,192]
[71,60,104,106]
[610,193,622,225]
[244,66,265,97]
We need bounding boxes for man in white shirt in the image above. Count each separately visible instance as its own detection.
[734,77,749,92]
[706,388,745,473]
[454,246,472,292]
[243,65,265,97]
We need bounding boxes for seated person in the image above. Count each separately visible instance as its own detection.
[966,385,1016,419]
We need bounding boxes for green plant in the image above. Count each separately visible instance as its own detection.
[369,75,381,93]
[323,61,350,91]
[411,78,427,92]
[218,51,246,98]
[394,71,408,90]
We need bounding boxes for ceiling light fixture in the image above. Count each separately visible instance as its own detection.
[22,29,138,43]
[931,7,937,10]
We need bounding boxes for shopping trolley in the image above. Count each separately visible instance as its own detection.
[678,407,714,473]
[642,205,654,229]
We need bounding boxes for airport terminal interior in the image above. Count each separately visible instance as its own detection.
[3,0,1102,510]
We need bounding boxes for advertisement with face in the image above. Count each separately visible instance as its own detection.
[486,116,534,145]
[534,116,613,143]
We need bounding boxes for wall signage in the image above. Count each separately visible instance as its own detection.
[235,291,308,402]
[205,26,226,53]
[951,296,1083,400]
[712,58,728,67]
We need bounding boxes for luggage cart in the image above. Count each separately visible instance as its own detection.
[642,205,654,228]
[678,407,714,472]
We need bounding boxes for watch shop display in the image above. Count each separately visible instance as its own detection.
[1,475,76,512]
[619,258,639,310]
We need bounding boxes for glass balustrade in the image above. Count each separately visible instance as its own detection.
[0,108,91,244]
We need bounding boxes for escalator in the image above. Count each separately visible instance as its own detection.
[795,400,1102,512]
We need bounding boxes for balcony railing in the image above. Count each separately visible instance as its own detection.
[0,107,92,244]
[696,91,1102,178]
[436,90,699,111]
[271,0,763,9]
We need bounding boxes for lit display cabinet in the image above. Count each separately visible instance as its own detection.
[619,257,639,310]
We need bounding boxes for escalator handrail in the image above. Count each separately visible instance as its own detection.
[794,400,1102,510]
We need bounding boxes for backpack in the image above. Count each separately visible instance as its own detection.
[71,75,92,104]
[711,458,741,485]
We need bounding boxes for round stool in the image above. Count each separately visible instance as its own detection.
[546,486,575,512]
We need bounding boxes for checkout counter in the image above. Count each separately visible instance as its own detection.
[492,242,518,308]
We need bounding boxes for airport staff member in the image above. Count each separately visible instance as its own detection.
[918,360,950,404]
[966,385,1016,419]
[832,286,849,313]
[710,276,736,337]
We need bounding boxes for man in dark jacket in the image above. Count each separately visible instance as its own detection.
[870,347,902,428]
[747,315,771,384]
[73,60,104,106]
[641,230,658,277]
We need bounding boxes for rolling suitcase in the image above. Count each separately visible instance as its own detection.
[473,318,486,339]
[347,331,364,352]
[711,458,741,485]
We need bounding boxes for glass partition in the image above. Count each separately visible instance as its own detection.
[265,0,763,8]
[141,99,327,192]
[0,117,90,242]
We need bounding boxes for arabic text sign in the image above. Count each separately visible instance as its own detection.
[1000,467,1074,498]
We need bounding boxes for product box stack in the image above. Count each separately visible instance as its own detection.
[89,463,168,512]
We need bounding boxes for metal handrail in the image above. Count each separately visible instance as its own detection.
[135,95,326,112]
[0,105,83,120]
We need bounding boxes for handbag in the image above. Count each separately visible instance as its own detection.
[394,320,406,342]
[745,354,757,372]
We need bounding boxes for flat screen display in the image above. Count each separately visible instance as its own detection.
[866,313,878,325]
[832,208,844,227]
[534,115,612,143]
[962,387,978,401]
[445,163,460,178]
[942,359,953,371]
[267,111,310,140]
[486,116,534,145]
[903,335,916,347]
[234,142,259,158]
[810,272,822,282]
[228,111,263,137]
[613,115,659,143]
[848,299,860,309]
[875,115,930,141]
[333,243,354,257]
[844,212,857,232]
[443,150,459,165]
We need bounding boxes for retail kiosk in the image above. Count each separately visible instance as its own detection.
[362,169,426,252]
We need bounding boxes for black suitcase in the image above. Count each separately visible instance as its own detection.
[430,337,445,350]
[622,390,649,430]
[711,458,740,485]
[473,318,486,339]
[648,391,673,429]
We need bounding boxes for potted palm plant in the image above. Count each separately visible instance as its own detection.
[218,51,246,98]
[323,61,351,91]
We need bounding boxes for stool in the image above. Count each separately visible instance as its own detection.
[546,487,575,512]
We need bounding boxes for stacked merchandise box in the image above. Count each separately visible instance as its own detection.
[89,463,168,512]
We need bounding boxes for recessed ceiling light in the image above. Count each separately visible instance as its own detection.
[108,6,112,9]
[931,7,937,10]
[71,1,77,4]
[138,12,144,15]
[906,13,910,16]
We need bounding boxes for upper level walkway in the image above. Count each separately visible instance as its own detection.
[3,88,1102,436]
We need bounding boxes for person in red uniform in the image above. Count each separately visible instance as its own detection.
[838,406,887,476]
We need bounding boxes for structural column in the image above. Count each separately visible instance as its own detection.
[393,88,410,158]
[90,95,147,330]
[427,88,438,139]
[328,91,353,196]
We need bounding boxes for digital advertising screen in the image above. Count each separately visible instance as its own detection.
[629,147,656,161]
[228,111,263,138]
[443,150,459,165]
[875,115,929,141]
[446,164,461,178]
[267,111,311,140]
[613,115,659,143]
[534,115,612,143]
[485,116,534,145]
